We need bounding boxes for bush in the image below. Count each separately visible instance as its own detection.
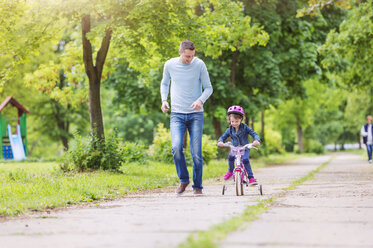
[149,123,217,165]
[60,132,149,172]
[60,133,122,172]
[245,129,283,159]
[305,140,325,154]
[264,129,284,154]
[121,142,149,164]
[148,123,173,163]
[201,134,218,165]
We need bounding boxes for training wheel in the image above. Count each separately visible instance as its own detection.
[222,185,227,195]
[259,184,263,195]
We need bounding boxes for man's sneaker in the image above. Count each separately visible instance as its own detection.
[175,183,189,195]
[223,171,234,180]
[249,178,258,185]
[369,160,372,164]
[193,188,203,196]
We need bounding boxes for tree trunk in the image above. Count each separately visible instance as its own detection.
[245,116,250,126]
[296,117,303,153]
[82,14,112,141]
[60,133,69,151]
[260,111,265,144]
[357,132,362,149]
[212,116,222,139]
[53,102,70,151]
[230,49,239,87]
[250,117,254,130]
[55,113,69,151]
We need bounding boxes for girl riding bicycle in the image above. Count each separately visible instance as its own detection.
[217,105,260,184]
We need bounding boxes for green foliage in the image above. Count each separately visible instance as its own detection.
[1,0,369,161]
[297,0,351,17]
[0,0,59,86]
[148,123,173,163]
[121,142,149,165]
[264,128,285,154]
[196,0,269,58]
[319,0,373,90]
[304,139,325,154]
[103,61,162,113]
[60,132,148,172]
[149,123,217,165]
[201,134,218,165]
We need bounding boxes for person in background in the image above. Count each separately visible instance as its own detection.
[361,115,373,164]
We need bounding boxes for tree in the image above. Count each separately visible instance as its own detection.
[97,0,270,141]
[21,0,269,146]
[223,0,330,145]
[296,0,352,17]
[0,0,57,87]
[319,0,373,93]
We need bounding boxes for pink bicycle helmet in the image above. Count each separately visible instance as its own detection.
[227,105,244,116]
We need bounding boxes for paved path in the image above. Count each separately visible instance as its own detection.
[2,153,371,248]
[221,153,373,248]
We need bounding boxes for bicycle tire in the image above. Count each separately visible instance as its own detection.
[241,181,244,195]
[235,171,241,196]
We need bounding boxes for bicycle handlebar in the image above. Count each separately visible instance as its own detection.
[219,142,258,150]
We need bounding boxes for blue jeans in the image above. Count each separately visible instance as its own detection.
[366,144,373,160]
[228,149,254,179]
[170,112,204,189]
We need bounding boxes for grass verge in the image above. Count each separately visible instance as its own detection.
[0,152,310,216]
[178,156,334,248]
[0,160,230,216]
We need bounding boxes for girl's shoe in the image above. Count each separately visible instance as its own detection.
[249,178,258,185]
[223,171,234,180]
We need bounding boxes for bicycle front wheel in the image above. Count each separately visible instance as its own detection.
[235,171,241,196]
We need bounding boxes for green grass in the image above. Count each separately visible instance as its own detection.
[349,148,366,157]
[178,156,333,248]
[0,152,309,216]
[0,160,227,216]
[326,148,365,156]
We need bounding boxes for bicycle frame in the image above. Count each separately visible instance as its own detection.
[231,146,247,182]
[223,143,257,182]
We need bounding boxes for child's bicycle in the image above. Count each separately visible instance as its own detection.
[220,142,263,196]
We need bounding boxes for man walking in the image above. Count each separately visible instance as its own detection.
[160,40,213,195]
[361,115,373,163]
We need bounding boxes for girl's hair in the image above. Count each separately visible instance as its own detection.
[226,113,244,125]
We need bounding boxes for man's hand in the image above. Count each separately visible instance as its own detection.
[253,140,260,146]
[190,99,203,111]
[217,141,225,147]
[161,101,169,113]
